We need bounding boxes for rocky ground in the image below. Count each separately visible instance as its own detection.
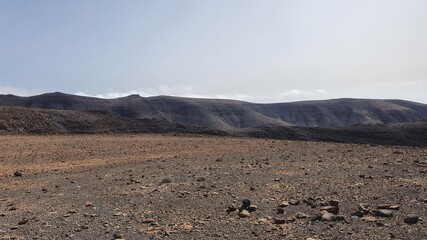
[0,134,426,239]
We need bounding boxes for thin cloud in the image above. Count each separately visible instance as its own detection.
[0,85,36,96]
[374,80,425,87]
[280,89,327,97]
[75,86,328,103]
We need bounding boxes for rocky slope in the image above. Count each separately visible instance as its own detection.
[1,92,426,130]
[0,107,223,136]
[1,106,427,146]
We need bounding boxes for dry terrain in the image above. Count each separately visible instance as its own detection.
[0,134,426,239]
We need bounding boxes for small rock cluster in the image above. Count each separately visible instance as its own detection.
[351,203,420,224]
[226,199,258,218]
[228,198,421,226]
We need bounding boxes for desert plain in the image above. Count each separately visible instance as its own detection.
[0,134,426,239]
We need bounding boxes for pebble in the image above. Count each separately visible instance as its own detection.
[320,206,339,214]
[113,233,124,239]
[14,171,22,177]
[273,218,287,224]
[403,215,420,224]
[141,218,156,224]
[329,199,339,206]
[159,177,172,185]
[377,204,400,210]
[296,212,309,219]
[67,209,78,214]
[321,212,337,221]
[279,200,289,207]
[257,218,269,224]
[17,218,29,225]
[360,216,378,222]
[226,205,237,213]
[371,209,393,217]
[242,199,251,209]
[248,205,257,212]
[181,223,193,231]
[351,211,365,217]
[358,204,370,213]
[239,209,251,218]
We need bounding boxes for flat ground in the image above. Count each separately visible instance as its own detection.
[0,134,426,240]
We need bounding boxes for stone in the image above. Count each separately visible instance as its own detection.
[289,199,300,205]
[404,215,420,224]
[226,205,237,213]
[321,212,337,221]
[141,218,156,224]
[248,205,257,212]
[273,218,287,224]
[257,218,269,224]
[239,209,251,218]
[371,209,393,217]
[242,199,251,209]
[159,177,172,185]
[14,171,22,177]
[320,206,339,214]
[67,209,78,214]
[377,204,400,210]
[329,200,339,207]
[296,212,309,219]
[113,233,124,239]
[84,201,93,207]
[361,216,378,222]
[181,223,193,231]
[196,177,207,182]
[351,211,365,217]
[17,218,29,225]
[304,199,317,208]
[358,203,370,213]
[279,200,290,207]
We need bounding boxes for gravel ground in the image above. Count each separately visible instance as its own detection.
[0,134,426,240]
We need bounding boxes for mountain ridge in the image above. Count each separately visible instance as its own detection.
[1,92,427,130]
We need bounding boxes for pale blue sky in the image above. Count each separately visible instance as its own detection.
[1,0,426,103]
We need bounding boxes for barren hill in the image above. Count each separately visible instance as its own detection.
[1,92,426,130]
[0,107,222,135]
[1,93,427,146]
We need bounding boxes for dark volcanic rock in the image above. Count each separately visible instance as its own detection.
[404,215,420,224]
[13,170,22,177]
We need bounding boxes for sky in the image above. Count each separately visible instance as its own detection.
[0,0,426,103]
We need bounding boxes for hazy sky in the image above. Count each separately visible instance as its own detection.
[1,0,426,103]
